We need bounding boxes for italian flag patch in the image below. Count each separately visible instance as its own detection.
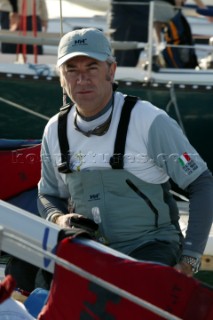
[178,152,191,166]
[178,152,198,174]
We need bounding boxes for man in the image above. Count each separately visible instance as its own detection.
[154,0,180,44]
[108,0,152,66]
[0,0,48,54]
[154,0,212,43]
[0,0,19,52]
[108,0,211,67]
[17,0,48,55]
[38,27,213,276]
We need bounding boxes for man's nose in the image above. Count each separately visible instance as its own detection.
[76,72,89,83]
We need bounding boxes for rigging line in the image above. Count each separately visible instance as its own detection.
[165,85,186,135]
[59,0,64,37]
[0,97,50,121]
[169,85,186,135]
[21,0,27,63]
[59,0,67,105]
[32,0,38,64]
[2,229,182,320]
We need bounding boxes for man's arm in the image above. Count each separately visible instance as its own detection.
[175,170,213,275]
[39,0,48,31]
[192,0,206,9]
[147,113,213,275]
[37,193,69,221]
[193,0,213,22]
[8,0,19,31]
[183,170,213,256]
[38,135,70,221]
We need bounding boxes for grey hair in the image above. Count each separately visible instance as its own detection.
[107,56,116,64]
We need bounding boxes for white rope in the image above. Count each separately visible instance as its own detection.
[0,97,50,121]
[2,229,182,320]
[170,190,189,202]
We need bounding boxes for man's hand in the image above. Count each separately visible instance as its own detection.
[174,255,201,276]
[54,213,79,228]
[9,12,19,31]
[175,0,187,8]
[55,213,98,233]
[174,261,194,277]
[42,20,48,32]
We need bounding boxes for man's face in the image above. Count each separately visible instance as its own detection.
[60,56,116,117]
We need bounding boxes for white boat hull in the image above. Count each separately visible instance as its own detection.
[0,200,213,273]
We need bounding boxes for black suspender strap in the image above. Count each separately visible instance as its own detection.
[57,103,73,173]
[110,95,138,169]
[57,95,138,173]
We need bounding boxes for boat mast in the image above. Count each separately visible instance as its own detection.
[59,0,67,106]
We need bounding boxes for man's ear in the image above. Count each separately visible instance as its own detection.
[60,75,65,88]
[109,62,117,82]
[59,68,65,87]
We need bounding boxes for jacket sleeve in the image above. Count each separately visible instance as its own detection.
[37,193,69,220]
[147,113,213,258]
[182,169,213,258]
[38,134,70,220]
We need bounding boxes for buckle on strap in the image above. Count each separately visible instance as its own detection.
[58,162,72,174]
[109,154,124,169]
